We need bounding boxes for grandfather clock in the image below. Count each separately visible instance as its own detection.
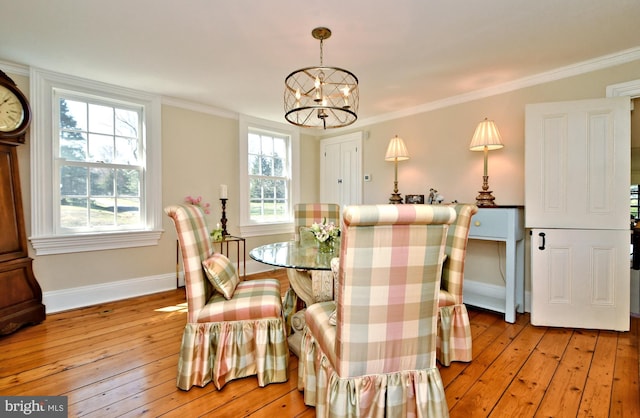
[0,70,45,334]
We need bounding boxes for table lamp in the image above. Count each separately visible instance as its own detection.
[469,118,504,206]
[385,135,410,204]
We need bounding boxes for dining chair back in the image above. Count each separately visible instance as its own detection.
[299,204,455,417]
[166,204,288,390]
[438,203,478,365]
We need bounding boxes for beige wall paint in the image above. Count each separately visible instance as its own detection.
[7,58,640,304]
[337,60,640,208]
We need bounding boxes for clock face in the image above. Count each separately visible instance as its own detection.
[0,85,25,132]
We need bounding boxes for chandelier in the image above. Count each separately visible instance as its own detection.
[284,27,359,129]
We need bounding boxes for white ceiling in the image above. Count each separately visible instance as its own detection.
[2,0,639,128]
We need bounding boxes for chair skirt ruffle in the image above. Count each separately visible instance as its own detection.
[437,304,472,366]
[177,317,289,390]
[299,330,449,418]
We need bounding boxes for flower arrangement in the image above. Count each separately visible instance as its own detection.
[310,218,340,243]
[184,195,211,214]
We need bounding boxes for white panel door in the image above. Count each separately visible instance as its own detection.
[530,229,629,330]
[321,141,342,206]
[525,97,630,229]
[320,132,362,211]
[525,97,630,331]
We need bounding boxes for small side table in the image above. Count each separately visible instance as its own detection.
[213,235,246,278]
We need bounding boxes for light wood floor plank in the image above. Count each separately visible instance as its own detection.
[536,330,599,417]
[0,269,637,417]
[489,327,572,417]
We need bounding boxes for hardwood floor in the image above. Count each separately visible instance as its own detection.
[1,269,638,417]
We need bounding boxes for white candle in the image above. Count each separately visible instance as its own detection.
[219,184,228,199]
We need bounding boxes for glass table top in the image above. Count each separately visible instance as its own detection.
[249,240,339,271]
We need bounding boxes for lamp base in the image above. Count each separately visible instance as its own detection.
[475,190,497,207]
[389,193,403,204]
[475,175,497,207]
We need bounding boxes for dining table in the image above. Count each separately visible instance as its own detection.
[249,240,339,306]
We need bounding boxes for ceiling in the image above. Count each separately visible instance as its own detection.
[2,0,639,128]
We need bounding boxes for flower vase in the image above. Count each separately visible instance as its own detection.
[318,239,333,253]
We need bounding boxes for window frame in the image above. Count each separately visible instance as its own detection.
[29,68,162,255]
[239,115,299,237]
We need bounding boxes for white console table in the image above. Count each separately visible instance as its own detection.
[465,206,525,323]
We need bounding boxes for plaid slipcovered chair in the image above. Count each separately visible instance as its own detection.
[288,203,340,305]
[165,204,288,390]
[437,203,478,366]
[299,204,455,417]
[286,203,340,357]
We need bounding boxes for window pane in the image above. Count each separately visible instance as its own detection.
[91,198,115,226]
[273,156,284,176]
[263,179,274,199]
[88,133,114,163]
[60,166,88,195]
[60,132,87,161]
[115,108,139,138]
[274,137,286,159]
[261,156,273,176]
[275,179,286,199]
[262,136,273,156]
[117,169,140,196]
[117,198,140,225]
[274,201,287,216]
[89,104,114,135]
[250,200,263,217]
[90,167,114,196]
[248,155,260,175]
[248,133,261,154]
[249,178,262,198]
[60,197,88,228]
[62,99,87,131]
[115,136,139,164]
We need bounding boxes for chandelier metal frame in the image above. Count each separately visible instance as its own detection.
[284,27,359,129]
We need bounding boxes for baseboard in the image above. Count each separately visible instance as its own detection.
[42,266,524,317]
[43,273,177,314]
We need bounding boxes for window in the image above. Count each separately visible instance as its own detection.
[56,93,143,232]
[239,116,299,237]
[248,131,289,223]
[30,68,162,255]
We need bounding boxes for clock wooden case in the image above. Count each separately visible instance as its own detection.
[0,69,45,335]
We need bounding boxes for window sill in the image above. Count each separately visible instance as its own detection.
[29,229,163,255]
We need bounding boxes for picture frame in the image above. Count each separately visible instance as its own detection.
[405,194,425,204]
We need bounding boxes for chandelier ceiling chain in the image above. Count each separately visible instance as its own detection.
[284,27,359,129]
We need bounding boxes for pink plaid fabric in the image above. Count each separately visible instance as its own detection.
[286,203,341,328]
[294,203,340,241]
[437,204,478,366]
[299,204,454,417]
[197,279,282,322]
[165,205,288,391]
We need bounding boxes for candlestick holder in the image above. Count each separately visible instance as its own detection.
[220,198,229,236]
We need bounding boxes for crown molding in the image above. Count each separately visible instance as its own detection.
[161,96,238,120]
[0,60,29,76]
[357,46,640,128]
